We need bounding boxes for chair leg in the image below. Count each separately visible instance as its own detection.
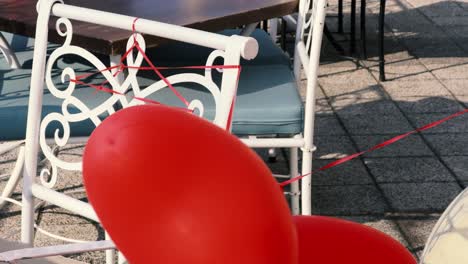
[350,0,357,54]
[105,232,115,264]
[280,18,287,51]
[360,0,367,59]
[378,0,387,81]
[0,146,25,208]
[290,146,300,215]
[338,0,344,33]
[262,19,268,31]
[300,149,313,215]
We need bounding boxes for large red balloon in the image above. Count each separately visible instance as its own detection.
[294,216,416,264]
[83,105,297,264]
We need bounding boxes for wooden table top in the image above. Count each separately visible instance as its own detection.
[0,0,298,55]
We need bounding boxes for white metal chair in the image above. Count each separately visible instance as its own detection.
[148,0,327,215]
[0,0,258,262]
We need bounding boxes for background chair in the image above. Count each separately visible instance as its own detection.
[149,0,328,215]
[3,0,257,263]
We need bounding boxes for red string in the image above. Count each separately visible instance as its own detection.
[280,108,468,188]
[69,17,242,129]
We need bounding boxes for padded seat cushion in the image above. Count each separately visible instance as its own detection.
[141,29,303,135]
[1,30,303,138]
[129,64,303,135]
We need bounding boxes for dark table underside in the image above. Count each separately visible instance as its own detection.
[0,0,297,55]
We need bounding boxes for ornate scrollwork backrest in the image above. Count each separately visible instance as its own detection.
[38,18,229,189]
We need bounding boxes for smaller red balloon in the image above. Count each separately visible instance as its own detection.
[294,216,416,264]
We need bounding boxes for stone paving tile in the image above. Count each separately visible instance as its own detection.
[424,133,468,155]
[312,184,389,215]
[407,113,468,133]
[441,156,468,181]
[393,96,464,114]
[0,213,21,241]
[382,80,451,97]
[322,83,387,99]
[441,78,468,95]
[364,157,455,183]
[352,134,434,157]
[431,16,468,26]
[380,61,433,81]
[432,63,468,80]
[418,57,468,71]
[453,95,468,107]
[418,1,467,17]
[314,135,358,159]
[319,68,376,83]
[397,217,440,251]
[371,66,434,82]
[311,159,374,185]
[340,114,413,135]
[36,205,97,226]
[341,216,411,247]
[315,98,335,114]
[331,98,400,116]
[380,182,462,212]
[314,115,347,135]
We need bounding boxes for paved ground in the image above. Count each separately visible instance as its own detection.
[2,0,468,262]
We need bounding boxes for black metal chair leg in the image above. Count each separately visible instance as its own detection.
[280,18,287,51]
[378,0,386,81]
[262,19,268,31]
[350,0,356,54]
[338,0,344,33]
[360,0,367,59]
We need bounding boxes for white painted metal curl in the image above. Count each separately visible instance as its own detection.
[38,18,229,189]
[22,0,254,251]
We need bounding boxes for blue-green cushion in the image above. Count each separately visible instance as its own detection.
[1,30,303,138]
[128,63,303,135]
[143,29,303,135]
[0,33,112,141]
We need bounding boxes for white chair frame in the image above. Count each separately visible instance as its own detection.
[16,1,258,261]
[240,0,327,215]
[0,32,21,69]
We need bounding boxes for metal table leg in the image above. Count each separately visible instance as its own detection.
[378,0,386,81]
[360,0,367,59]
[338,0,344,33]
[350,0,357,54]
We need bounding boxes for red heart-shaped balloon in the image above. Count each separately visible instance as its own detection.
[294,215,416,264]
[83,105,297,264]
